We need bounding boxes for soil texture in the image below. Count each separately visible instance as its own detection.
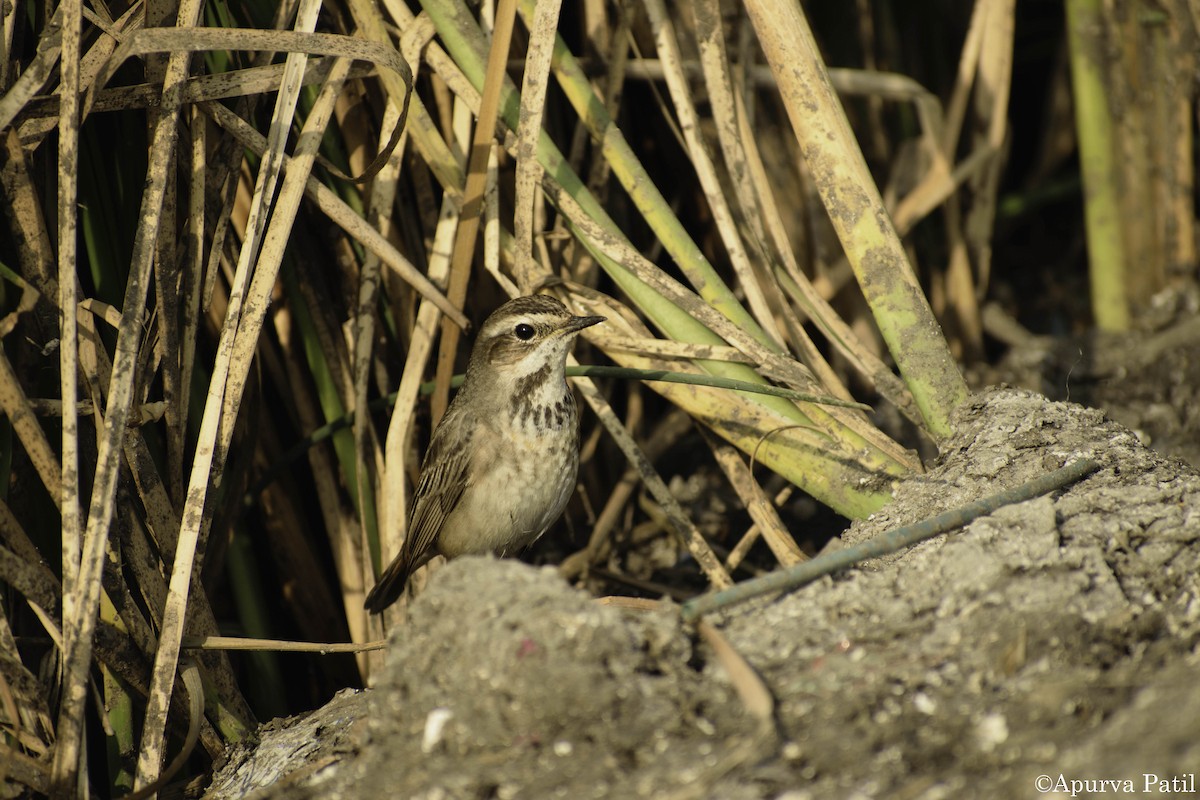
[205,388,1200,799]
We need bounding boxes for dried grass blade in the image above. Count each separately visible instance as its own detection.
[57,0,82,616]
[50,0,203,790]
[730,81,913,417]
[133,25,351,792]
[431,0,520,424]
[942,0,990,157]
[200,101,465,327]
[0,5,61,131]
[547,185,916,475]
[591,334,754,364]
[412,1,795,399]
[512,0,561,291]
[179,106,205,478]
[694,620,775,723]
[1,132,56,298]
[699,428,805,568]
[181,636,386,653]
[575,300,902,517]
[0,745,49,796]
[892,144,995,236]
[692,0,834,377]
[514,0,775,350]
[484,147,519,295]
[0,536,61,616]
[642,0,784,349]
[0,213,63,509]
[570,355,733,589]
[351,101,407,639]
[124,435,256,739]
[967,0,1016,296]
[741,0,966,437]
[72,282,255,740]
[352,0,467,198]
[0,590,54,762]
[82,28,410,117]
[377,193,459,630]
[22,59,373,123]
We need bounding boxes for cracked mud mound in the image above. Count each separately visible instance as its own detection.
[720,388,1200,796]
[206,388,1200,799]
[361,560,756,798]
[207,560,759,799]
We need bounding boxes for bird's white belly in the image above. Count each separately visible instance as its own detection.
[437,429,578,558]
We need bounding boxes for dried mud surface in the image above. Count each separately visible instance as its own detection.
[206,388,1200,799]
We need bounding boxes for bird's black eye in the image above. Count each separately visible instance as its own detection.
[514,323,536,341]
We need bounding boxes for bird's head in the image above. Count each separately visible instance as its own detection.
[465,295,604,394]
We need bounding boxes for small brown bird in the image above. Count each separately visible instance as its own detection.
[364,295,605,613]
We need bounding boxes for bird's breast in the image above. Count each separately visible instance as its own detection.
[437,424,579,558]
[507,384,577,437]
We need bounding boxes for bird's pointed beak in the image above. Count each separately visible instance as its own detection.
[560,314,606,335]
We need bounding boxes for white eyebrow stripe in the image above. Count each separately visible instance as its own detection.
[481,313,564,337]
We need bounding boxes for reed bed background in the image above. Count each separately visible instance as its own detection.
[1,0,1195,796]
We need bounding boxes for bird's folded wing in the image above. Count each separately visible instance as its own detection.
[404,411,473,565]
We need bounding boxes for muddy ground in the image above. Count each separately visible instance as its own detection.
[203,385,1200,799]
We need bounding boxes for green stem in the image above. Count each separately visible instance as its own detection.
[1065,0,1130,331]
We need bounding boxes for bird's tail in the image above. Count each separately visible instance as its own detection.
[364,549,434,613]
